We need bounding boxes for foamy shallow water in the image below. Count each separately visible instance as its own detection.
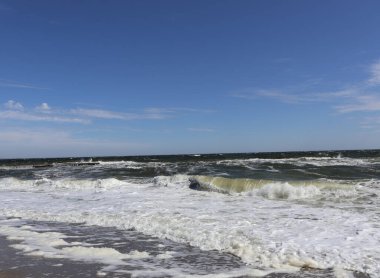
[0,152,379,277]
[0,218,256,277]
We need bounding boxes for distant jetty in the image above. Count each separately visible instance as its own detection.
[67,162,99,166]
[32,162,99,168]
[32,164,54,168]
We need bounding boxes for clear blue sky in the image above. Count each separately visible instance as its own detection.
[1,0,380,158]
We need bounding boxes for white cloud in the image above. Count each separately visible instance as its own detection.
[71,107,175,120]
[232,59,380,117]
[35,102,51,113]
[232,88,357,104]
[0,79,47,89]
[0,110,90,124]
[1,100,213,127]
[368,60,380,85]
[143,108,174,119]
[4,100,24,110]
[335,95,380,113]
[71,108,142,120]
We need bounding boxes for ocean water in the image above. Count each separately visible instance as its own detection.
[0,150,379,277]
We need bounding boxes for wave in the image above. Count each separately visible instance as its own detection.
[152,175,355,200]
[0,177,128,191]
[97,160,144,169]
[217,156,379,168]
[189,176,355,199]
[0,175,358,200]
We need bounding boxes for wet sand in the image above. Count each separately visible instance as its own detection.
[0,235,113,278]
[0,220,371,278]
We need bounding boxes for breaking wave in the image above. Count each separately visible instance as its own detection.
[0,177,128,192]
[0,175,358,200]
[152,175,355,200]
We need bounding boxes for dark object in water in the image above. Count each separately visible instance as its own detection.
[32,164,53,168]
[189,178,202,190]
[68,162,99,166]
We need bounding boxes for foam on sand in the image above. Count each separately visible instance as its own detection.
[0,223,150,266]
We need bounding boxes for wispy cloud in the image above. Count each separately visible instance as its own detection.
[1,100,89,123]
[1,100,212,126]
[232,59,380,117]
[70,107,211,121]
[71,108,133,120]
[71,107,174,120]
[368,60,380,85]
[0,110,90,124]
[0,129,148,158]
[230,59,380,133]
[335,95,380,113]
[0,79,48,90]
[233,87,356,104]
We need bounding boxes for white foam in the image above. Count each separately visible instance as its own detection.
[217,156,379,168]
[0,223,150,265]
[97,160,144,169]
[0,177,129,192]
[153,174,190,187]
[62,246,149,264]
[255,183,321,199]
[156,251,176,259]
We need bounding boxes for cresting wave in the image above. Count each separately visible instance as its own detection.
[190,175,351,192]
[154,175,356,200]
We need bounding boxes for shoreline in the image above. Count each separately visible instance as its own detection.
[0,221,370,278]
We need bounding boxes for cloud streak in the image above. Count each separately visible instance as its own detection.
[231,59,380,131]
[0,129,148,158]
[0,79,48,90]
[335,95,380,113]
[232,59,380,115]
[70,108,133,120]
[1,100,213,126]
[368,60,380,85]
[0,110,90,124]
[70,107,175,120]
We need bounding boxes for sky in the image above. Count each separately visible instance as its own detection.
[1,0,380,158]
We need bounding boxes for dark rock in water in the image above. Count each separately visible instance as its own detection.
[189,178,202,190]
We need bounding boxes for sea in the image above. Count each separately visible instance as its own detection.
[0,150,379,277]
